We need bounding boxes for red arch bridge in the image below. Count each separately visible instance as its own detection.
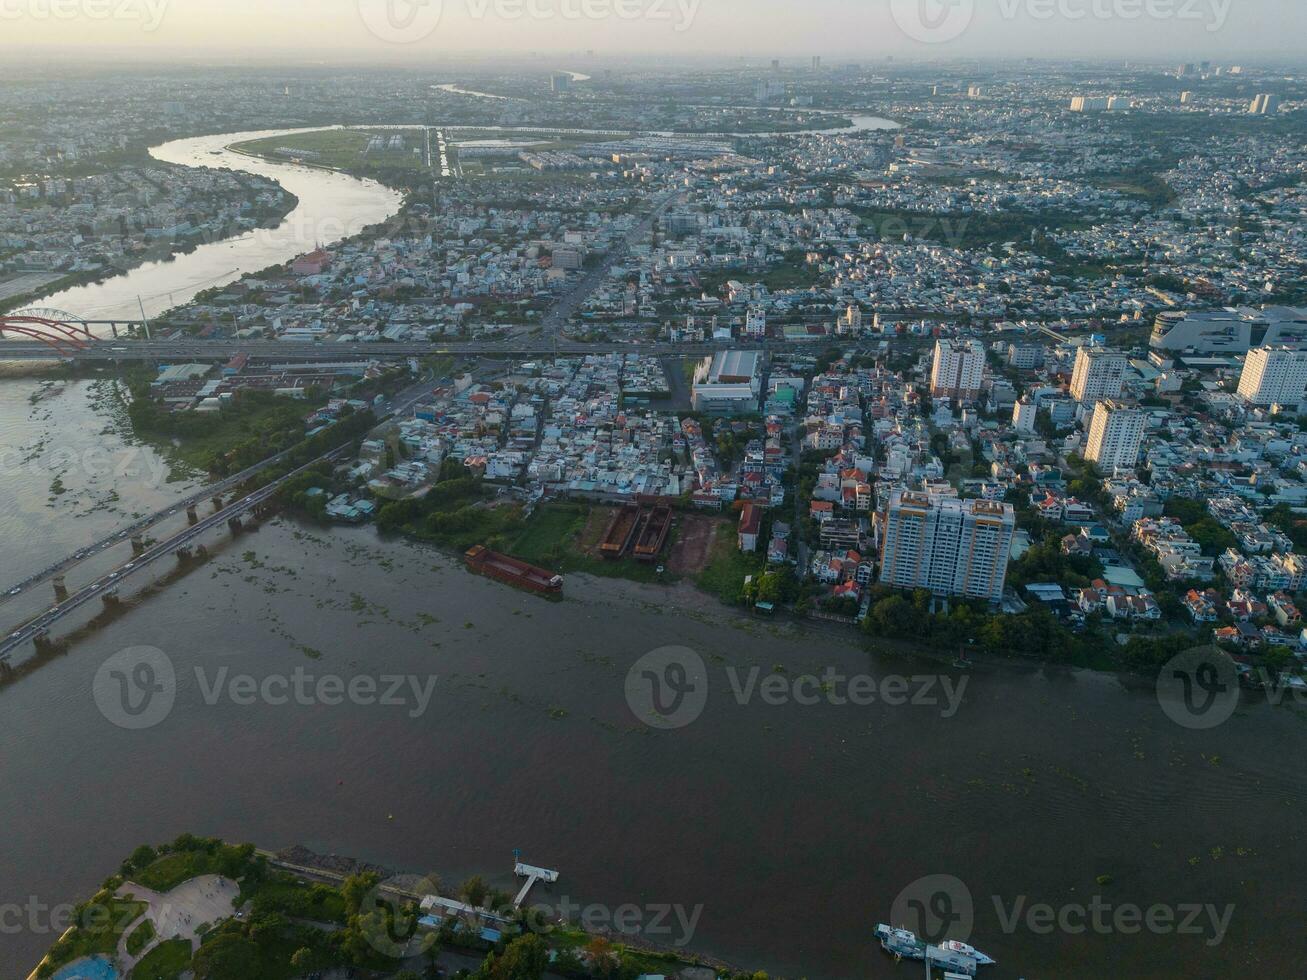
[0,309,96,356]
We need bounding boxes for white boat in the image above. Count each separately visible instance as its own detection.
[940,939,997,966]
[875,923,926,960]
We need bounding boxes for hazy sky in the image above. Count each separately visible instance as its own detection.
[3,0,1305,61]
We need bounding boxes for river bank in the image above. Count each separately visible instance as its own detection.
[2,502,1305,979]
[30,835,755,980]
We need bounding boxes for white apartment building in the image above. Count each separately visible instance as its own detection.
[879,490,1015,602]
[1070,347,1127,403]
[1012,397,1037,434]
[930,339,985,402]
[1237,346,1307,409]
[745,306,767,337]
[1085,401,1145,472]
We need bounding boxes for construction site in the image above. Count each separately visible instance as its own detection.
[599,503,673,563]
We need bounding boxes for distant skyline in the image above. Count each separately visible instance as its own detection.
[2,0,1306,62]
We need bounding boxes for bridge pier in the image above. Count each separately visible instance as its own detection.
[131,535,145,555]
[53,575,68,601]
[32,630,53,651]
[186,504,198,525]
[176,546,193,562]
[195,544,210,559]
[227,516,243,534]
[212,495,224,512]
[101,590,121,608]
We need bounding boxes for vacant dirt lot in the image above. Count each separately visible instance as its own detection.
[667,513,720,575]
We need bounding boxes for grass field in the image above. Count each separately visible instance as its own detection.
[696,521,764,603]
[132,939,192,980]
[233,128,430,174]
[126,918,156,957]
[506,502,675,584]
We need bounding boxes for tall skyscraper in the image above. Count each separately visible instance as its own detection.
[550,72,572,95]
[930,339,986,402]
[1085,401,1145,472]
[1237,346,1307,408]
[1249,94,1281,115]
[879,491,1015,602]
[1070,347,1127,403]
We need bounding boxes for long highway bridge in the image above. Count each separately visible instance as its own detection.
[0,449,349,662]
[0,377,440,663]
[0,334,813,362]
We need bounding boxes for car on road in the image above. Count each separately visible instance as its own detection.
[6,588,20,596]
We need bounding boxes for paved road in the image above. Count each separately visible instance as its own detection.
[541,189,682,340]
[0,338,761,362]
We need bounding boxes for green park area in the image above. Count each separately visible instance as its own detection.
[233,128,432,176]
[33,835,767,980]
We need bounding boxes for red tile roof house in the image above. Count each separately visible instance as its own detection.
[738,502,763,553]
[810,500,835,523]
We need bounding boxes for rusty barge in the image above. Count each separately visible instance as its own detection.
[464,546,563,596]
[600,504,641,559]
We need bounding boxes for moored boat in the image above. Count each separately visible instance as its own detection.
[464,546,563,595]
[875,923,926,960]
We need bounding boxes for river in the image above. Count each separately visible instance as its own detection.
[0,377,1305,979]
[36,129,406,323]
[4,111,1299,979]
[33,109,896,323]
